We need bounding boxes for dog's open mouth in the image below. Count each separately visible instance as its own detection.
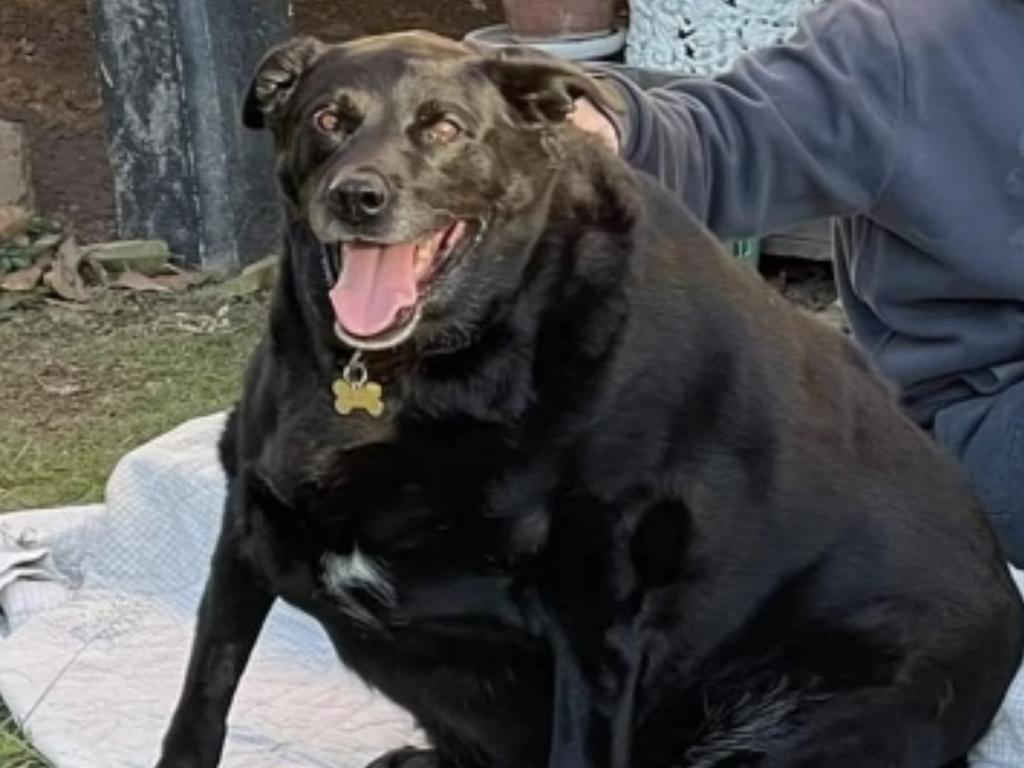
[328,220,476,350]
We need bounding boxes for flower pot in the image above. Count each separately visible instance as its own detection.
[501,0,617,40]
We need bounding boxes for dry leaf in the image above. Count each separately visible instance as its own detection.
[151,268,208,292]
[81,255,110,287]
[43,236,91,302]
[57,235,84,271]
[28,233,62,258]
[35,251,55,271]
[0,205,29,240]
[0,263,44,292]
[112,270,171,293]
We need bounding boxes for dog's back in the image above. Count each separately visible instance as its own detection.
[494,144,1023,761]
[602,173,1023,761]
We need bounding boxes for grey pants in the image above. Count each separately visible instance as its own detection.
[933,379,1024,566]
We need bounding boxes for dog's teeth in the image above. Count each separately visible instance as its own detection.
[414,252,425,273]
[414,245,433,276]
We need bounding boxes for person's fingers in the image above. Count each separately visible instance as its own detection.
[569,98,620,153]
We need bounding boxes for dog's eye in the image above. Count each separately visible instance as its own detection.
[422,118,462,146]
[314,109,342,133]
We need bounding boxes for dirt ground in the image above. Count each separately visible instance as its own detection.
[0,287,267,512]
[294,0,504,40]
[0,0,506,245]
[0,0,115,243]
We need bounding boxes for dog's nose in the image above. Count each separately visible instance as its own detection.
[329,171,390,223]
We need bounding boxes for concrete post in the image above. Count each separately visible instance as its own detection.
[87,0,291,270]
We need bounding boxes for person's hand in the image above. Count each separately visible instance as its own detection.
[569,97,620,153]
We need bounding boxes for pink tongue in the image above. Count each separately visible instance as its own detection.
[329,242,419,337]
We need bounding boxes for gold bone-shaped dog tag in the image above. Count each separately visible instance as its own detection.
[332,378,384,417]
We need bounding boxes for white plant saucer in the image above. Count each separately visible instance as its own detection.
[464,24,626,61]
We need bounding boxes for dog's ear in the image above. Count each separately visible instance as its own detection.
[476,48,625,125]
[243,36,325,130]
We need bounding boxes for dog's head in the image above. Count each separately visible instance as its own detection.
[244,31,623,351]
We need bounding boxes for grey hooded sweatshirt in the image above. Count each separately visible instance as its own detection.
[601,0,1024,426]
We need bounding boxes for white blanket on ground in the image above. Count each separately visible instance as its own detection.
[0,413,1021,767]
[0,413,417,768]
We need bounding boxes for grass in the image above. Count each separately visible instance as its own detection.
[0,285,268,763]
[0,288,266,511]
[1,702,51,767]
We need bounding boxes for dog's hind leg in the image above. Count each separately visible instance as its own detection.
[529,507,645,768]
[751,682,985,768]
[154,490,275,768]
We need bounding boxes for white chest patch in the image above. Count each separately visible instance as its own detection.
[321,548,395,606]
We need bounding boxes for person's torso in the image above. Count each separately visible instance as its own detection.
[835,0,1024,420]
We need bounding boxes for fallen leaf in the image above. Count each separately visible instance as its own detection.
[28,233,63,259]
[0,262,44,292]
[112,270,171,293]
[151,266,210,292]
[43,237,91,302]
[81,255,110,287]
[0,205,29,240]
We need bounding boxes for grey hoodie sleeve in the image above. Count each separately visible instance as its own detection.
[596,0,905,239]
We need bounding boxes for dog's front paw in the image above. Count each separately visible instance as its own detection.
[365,747,444,768]
[154,756,203,768]
[153,746,212,768]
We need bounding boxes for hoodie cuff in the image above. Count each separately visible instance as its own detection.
[584,64,642,160]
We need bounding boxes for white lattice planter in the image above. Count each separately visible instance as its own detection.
[626,0,820,75]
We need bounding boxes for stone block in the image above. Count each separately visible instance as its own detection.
[0,120,31,207]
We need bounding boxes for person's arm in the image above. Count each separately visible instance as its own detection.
[582,0,906,239]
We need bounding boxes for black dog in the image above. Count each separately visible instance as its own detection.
[155,32,1023,768]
